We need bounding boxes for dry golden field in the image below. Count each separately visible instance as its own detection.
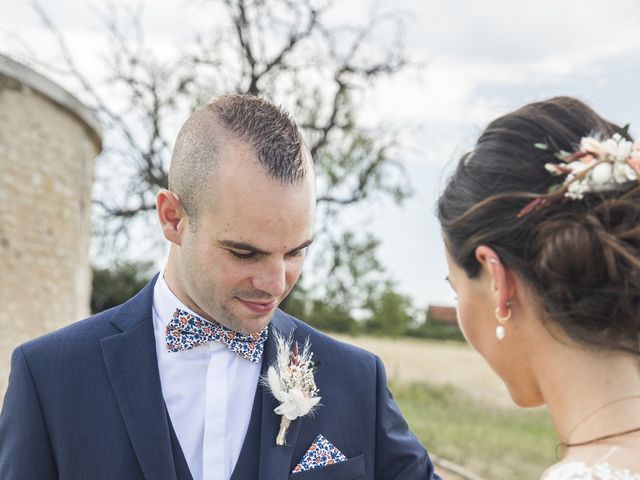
[332,334,514,408]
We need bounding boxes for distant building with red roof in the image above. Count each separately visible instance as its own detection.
[426,305,458,326]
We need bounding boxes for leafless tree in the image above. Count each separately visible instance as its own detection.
[28,0,418,309]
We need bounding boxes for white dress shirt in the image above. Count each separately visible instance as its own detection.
[153,274,262,480]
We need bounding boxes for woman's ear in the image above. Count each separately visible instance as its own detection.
[156,189,187,245]
[475,245,516,317]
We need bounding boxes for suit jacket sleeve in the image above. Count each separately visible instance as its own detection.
[374,355,441,480]
[0,346,57,479]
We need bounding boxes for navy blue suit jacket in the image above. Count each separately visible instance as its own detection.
[0,277,440,479]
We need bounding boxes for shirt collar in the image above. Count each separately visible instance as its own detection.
[152,268,200,328]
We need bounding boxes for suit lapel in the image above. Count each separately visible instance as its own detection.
[101,277,178,480]
[257,311,302,480]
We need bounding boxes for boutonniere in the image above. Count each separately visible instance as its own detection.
[263,333,321,445]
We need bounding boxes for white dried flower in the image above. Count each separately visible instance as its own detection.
[580,137,605,156]
[567,160,591,174]
[590,162,613,187]
[544,133,639,200]
[545,163,564,175]
[566,181,589,200]
[273,387,321,421]
[262,332,321,445]
[613,162,637,183]
[600,133,632,162]
[520,130,640,217]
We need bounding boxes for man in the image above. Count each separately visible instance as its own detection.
[0,95,440,479]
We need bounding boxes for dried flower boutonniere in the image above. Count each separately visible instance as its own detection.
[262,333,321,445]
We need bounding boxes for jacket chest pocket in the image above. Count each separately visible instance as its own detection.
[289,454,365,480]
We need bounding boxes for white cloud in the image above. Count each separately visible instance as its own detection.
[402,0,640,64]
[4,0,640,307]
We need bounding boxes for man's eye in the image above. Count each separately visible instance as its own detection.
[229,250,255,260]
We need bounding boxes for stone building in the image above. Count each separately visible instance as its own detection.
[0,54,102,398]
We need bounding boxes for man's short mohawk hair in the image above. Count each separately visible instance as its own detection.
[209,94,307,183]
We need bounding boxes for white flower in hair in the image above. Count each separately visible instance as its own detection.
[540,130,640,200]
[601,133,633,161]
[567,160,591,175]
[579,136,605,157]
[566,179,590,200]
[590,162,613,187]
[613,162,637,183]
[520,128,640,216]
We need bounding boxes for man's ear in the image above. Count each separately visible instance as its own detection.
[156,189,187,245]
[475,245,516,317]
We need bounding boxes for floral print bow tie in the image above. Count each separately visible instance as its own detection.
[165,308,268,364]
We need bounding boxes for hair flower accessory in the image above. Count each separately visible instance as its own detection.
[262,333,321,445]
[519,127,640,217]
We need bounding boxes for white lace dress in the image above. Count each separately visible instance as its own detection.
[544,462,640,480]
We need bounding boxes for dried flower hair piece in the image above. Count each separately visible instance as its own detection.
[262,332,321,445]
[518,127,640,217]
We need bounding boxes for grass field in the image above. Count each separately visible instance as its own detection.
[393,382,556,479]
[333,334,558,479]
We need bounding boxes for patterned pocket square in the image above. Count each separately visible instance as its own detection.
[292,434,348,473]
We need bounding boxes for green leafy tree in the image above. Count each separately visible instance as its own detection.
[306,300,360,334]
[91,261,154,313]
[364,284,415,337]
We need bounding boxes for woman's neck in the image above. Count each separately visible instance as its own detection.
[535,341,640,452]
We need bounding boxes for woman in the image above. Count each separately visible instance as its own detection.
[438,97,640,479]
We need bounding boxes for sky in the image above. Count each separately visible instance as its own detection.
[2,0,640,309]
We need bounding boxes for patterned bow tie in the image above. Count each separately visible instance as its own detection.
[165,308,268,364]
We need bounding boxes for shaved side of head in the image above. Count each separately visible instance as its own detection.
[168,107,224,229]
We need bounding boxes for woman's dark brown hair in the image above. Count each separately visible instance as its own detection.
[438,96,640,355]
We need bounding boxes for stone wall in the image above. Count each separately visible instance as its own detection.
[0,55,101,399]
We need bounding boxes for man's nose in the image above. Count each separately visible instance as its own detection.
[253,259,286,298]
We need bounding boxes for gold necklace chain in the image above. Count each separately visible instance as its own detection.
[556,395,640,458]
[556,425,640,459]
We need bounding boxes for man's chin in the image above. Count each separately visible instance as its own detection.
[223,311,275,335]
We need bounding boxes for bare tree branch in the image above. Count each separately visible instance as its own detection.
[23,0,418,291]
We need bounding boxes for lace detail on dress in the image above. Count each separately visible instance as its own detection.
[544,462,640,480]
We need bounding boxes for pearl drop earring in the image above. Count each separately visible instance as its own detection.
[494,305,512,340]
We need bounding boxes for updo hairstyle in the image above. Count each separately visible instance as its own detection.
[438,96,640,356]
